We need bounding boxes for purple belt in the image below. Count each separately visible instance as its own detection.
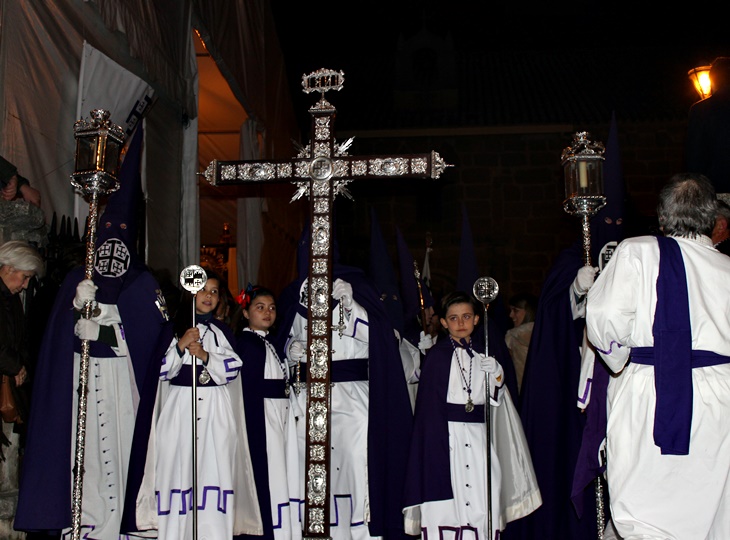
[297,358,368,383]
[169,364,220,387]
[445,403,486,422]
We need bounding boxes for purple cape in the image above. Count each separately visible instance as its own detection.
[15,266,171,534]
[502,242,597,540]
[234,330,276,540]
[403,338,468,506]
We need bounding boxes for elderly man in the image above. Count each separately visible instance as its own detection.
[586,172,730,539]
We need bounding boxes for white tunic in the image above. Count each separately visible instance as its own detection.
[155,322,243,540]
[286,299,376,540]
[586,235,730,539]
[67,303,134,540]
[244,327,303,540]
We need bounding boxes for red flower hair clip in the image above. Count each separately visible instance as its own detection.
[236,283,258,309]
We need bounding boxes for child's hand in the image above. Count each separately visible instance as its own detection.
[188,341,208,362]
[178,327,200,350]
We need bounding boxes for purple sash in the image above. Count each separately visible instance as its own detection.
[653,236,693,455]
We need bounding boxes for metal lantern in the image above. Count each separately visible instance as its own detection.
[688,65,712,100]
[561,131,606,266]
[69,108,125,540]
[71,109,125,196]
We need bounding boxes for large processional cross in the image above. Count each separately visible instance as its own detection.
[204,68,450,539]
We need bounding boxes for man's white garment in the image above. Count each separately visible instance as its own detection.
[67,303,133,540]
[586,235,730,540]
[287,298,378,540]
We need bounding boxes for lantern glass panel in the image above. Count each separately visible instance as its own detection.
[104,140,121,175]
[564,159,604,199]
[75,137,98,172]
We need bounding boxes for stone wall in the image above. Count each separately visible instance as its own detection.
[335,119,687,308]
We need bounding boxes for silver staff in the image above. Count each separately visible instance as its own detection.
[472,276,499,540]
[69,109,124,540]
[561,131,607,539]
[179,265,208,540]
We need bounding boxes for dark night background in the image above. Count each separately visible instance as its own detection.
[265,2,728,302]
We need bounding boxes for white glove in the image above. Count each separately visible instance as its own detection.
[74,318,100,341]
[288,340,307,363]
[573,266,598,296]
[73,278,98,310]
[418,331,434,354]
[332,278,353,308]
[478,354,500,374]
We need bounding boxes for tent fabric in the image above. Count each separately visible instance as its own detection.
[0,0,297,284]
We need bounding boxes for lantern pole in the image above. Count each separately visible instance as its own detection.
[69,109,125,540]
[561,131,607,540]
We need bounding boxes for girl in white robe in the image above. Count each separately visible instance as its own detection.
[235,284,303,540]
[154,273,250,539]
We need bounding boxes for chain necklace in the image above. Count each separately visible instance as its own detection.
[449,336,475,412]
[251,328,290,396]
[197,323,212,385]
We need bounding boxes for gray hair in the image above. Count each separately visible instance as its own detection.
[717,199,730,222]
[0,240,45,278]
[657,173,717,238]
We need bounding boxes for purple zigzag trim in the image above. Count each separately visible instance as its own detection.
[436,525,460,540]
[157,486,234,515]
[577,378,593,405]
[273,499,304,529]
[157,487,193,515]
[350,317,369,338]
[224,356,242,382]
[331,493,368,527]
[594,340,623,356]
[160,354,170,379]
[199,485,234,512]
[490,377,506,402]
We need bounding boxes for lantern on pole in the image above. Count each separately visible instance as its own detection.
[561,131,606,267]
[69,108,124,540]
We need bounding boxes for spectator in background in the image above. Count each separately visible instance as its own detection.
[0,156,41,208]
[504,292,538,395]
[686,56,730,195]
[0,240,44,455]
[712,198,730,255]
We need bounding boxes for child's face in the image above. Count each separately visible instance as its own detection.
[441,302,479,341]
[195,278,220,315]
[244,294,277,332]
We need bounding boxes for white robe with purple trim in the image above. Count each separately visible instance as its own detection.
[586,235,730,539]
[134,321,261,539]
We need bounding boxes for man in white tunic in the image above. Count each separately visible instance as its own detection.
[586,172,730,540]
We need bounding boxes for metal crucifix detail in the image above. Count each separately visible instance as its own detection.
[204,68,450,539]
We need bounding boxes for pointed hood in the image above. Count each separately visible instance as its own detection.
[368,208,404,334]
[93,125,145,304]
[456,203,510,334]
[396,226,433,336]
[456,203,480,293]
[591,111,626,263]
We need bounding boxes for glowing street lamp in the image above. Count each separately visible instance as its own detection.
[688,65,712,100]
